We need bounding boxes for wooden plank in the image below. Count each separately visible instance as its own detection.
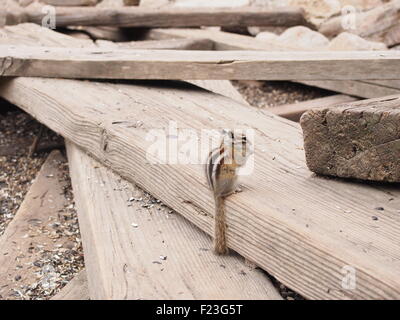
[146,27,300,51]
[187,80,248,105]
[299,80,400,99]
[66,143,282,300]
[361,80,400,90]
[139,0,247,104]
[1,46,399,80]
[267,94,358,122]
[3,75,400,300]
[1,25,400,300]
[51,270,89,300]
[95,38,214,50]
[69,0,140,42]
[7,6,308,28]
[40,0,100,5]
[0,151,73,299]
[301,94,400,183]
[1,23,242,105]
[147,28,400,99]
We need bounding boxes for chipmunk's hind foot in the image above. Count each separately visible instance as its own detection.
[213,243,229,255]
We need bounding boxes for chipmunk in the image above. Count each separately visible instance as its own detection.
[205,130,252,255]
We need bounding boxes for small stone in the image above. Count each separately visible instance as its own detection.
[372,216,379,221]
[375,207,384,211]
[278,26,330,50]
[255,31,280,42]
[63,241,75,250]
[328,32,387,51]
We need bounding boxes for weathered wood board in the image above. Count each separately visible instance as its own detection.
[51,270,89,300]
[95,38,215,50]
[269,94,358,122]
[301,94,400,182]
[1,25,400,300]
[0,46,399,80]
[0,23,243,106]
[146,28,400,98]
[299,80,400,99]
[66,143,282,300]
[3,74,400,300]
[6,6,308,27]
[40,0,99,6]
[187,80,248,105]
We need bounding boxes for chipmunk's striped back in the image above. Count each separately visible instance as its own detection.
[204,130,252,255]
[205,146,226,193]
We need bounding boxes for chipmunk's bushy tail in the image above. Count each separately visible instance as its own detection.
[214,196,228,255]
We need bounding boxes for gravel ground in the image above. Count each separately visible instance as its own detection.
[233,80,333,108]
[0,100,64,236]
[7,159,84,300]
[0,99,84,300]
[0,79,323,300]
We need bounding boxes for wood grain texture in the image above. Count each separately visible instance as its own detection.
[1,24,400,300]
[1,45,399,80]
[267,94,358,122]
[8,6,308,27]
[0,23,243,106]
[147,28,400,98]
[51,270,89,300]
[0,151,70,299]
[139,0,247,105]
[1,76,400,299]
[66,143,281,300]
[301,94,400,182]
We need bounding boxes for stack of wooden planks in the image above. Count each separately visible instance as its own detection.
[1,0,400,300]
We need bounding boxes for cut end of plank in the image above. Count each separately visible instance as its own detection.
[300,95,400,182]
